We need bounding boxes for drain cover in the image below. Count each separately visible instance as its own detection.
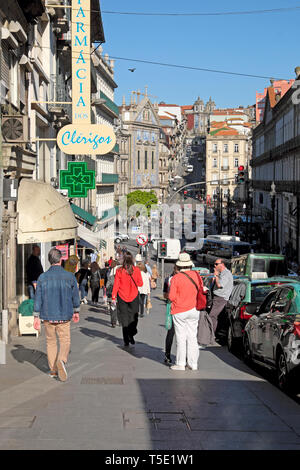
[0,416,36,428]
[81,376,124,385]
[123,411,191,431]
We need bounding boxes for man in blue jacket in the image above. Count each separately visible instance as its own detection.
[33,247,80,381]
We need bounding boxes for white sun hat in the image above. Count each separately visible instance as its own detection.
[176,252,193,268]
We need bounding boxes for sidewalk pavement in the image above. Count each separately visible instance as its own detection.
[1,294,300,450]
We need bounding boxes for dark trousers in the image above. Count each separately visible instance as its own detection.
[165,323,175,358]
[209,296,228,332]
[91,286,100,303]
[122,313,138,345]
[139,293,146,316]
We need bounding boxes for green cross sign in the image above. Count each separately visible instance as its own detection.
[60,162,95,198]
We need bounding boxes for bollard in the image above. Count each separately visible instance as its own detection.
[0,340,6,365]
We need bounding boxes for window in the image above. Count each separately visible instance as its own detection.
[145,150,148,170]
[137,151,140,170]
[224,143,228,153]
[213,158,217,168]
[259,193,264,204]
[234,158,239,167]
[213,143,218,153]
[258,291,278,315]
[152,151,154,170]
[234,143,239,153]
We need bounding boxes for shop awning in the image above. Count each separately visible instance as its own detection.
[17,179,78,244]
[77,223,101,250]
[71,203,97,226]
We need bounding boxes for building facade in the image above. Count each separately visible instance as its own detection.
[252,68,300,258]
[118,91,161,198]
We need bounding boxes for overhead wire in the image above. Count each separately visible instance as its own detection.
[101,6,300,16]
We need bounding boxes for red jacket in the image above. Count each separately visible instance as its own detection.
[112,266,143,302]
[168,270,203,314]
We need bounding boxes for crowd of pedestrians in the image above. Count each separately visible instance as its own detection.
[30,241,234,381]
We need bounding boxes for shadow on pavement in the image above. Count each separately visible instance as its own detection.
[79,326,165,361]
[10,344,49,373]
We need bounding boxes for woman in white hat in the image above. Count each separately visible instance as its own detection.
[168,252,204,371]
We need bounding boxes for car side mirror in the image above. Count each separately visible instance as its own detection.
[273,301,286,312]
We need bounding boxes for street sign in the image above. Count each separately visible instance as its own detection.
[136,233,148,246]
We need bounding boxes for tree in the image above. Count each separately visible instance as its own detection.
[127,190,158,216]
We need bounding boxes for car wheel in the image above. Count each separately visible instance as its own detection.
[115,238,121,244]
[227,324,236,353]
[243,334,252,365]
[276,349,290,392]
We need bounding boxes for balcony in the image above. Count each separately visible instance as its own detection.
[49,74,71,123]
[97,173,119,185]
[221,166,229,171]
[94,91,119,119]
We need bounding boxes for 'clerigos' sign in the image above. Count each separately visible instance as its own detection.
[57,0,116,155]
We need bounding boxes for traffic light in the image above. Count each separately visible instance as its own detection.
[235,230,239,237]
[158,241,167,258]
[237,165,245,184]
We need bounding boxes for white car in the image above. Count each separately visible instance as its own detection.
[186,165,193,172]
[114,232,129,243]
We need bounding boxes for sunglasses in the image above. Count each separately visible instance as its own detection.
[214,262,222,266]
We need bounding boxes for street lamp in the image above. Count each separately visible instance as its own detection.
[270,181,276,252]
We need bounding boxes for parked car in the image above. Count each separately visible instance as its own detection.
[182,244,197,259]
[231,253,288,278]
[114,232,129,243]
[226,276,299,353]
[186,165,194,173]
[243,282,300,394]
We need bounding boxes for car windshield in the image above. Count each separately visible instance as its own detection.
[251,283,281,303]
[268,260,288,276]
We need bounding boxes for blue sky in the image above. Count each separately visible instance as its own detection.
[100,1,300,109]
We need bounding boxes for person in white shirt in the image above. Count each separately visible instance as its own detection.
[136,262,151,317]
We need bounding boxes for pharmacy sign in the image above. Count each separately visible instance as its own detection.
[57,0,116,157]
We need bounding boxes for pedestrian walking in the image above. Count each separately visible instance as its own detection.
[75,260,91,304]
[168,252,206,371]
[163,264,179,365]
[90,261,102,305]
[111,252,143,347]
[136,262,151,317]
[145,260,152,277]
[33,248,80,381]
[106,260,119,327]
[100,261,110,304]
[209,258,234,333]
[26,245,44,299]
[150,264,159,289]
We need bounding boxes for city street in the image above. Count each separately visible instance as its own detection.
[1,292,300,450]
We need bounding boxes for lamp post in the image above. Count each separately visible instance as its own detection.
[270,181,276,252]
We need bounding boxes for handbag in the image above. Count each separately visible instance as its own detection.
[165,301,172,330]
[146,296,152,310]
[181,272,207,311]
[150,279,157,289]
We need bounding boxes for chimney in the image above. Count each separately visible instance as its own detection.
[295,66,300,78]
[270,78,275,86]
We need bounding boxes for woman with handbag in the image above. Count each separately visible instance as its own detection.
[168,252,207,371]
[150,264,159,290]
[111,252,143,347]
[136,262,151,317]
[90,261,101,305]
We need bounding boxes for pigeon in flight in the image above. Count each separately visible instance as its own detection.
[128,68,136,72]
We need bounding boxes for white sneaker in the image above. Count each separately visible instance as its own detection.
[198,344,206,350]
[83,298,88,304]
[57,360,67,382]
[170,364,185,371]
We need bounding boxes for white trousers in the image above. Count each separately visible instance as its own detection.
[172,308,200,368]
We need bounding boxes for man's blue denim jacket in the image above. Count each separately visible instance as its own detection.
[34,265,80,321]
